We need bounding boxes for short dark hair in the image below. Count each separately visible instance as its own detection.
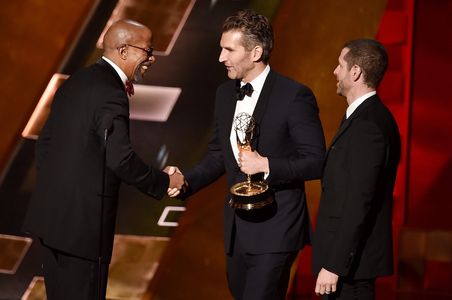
[343,39,388,88]
[222,9,273,64]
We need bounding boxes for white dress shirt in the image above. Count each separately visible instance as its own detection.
[102,56,128,86]
[346,91,377,118]
[230,65,270,163]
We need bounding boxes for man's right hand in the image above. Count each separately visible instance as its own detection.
[315,267,339,296]
[163,166,185,197]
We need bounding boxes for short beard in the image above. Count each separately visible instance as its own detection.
[133,64,144,82]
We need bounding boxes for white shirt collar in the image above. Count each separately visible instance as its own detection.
[242,64,270,95]
[102,56,128,85]
[346,91,376,118]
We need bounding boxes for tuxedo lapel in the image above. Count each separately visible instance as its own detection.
[330,95,379,146]
[223,82,240,164]
[329,116,352,147]
[222,71,276,164]
[97,59,125,89]
[253,71,276,127]
[252,71,276,149]
[322,118,352,171]
[323,95,379,170]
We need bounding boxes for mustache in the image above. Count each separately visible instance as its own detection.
[140,61,151,67]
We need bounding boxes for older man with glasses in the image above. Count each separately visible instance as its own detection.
[23,20,184,300]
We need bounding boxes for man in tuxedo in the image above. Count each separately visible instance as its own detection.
[181,9,325,299]
[23,20,184,300]
[312,39,401,299]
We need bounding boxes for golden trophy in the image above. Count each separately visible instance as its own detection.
[229,112,272,210]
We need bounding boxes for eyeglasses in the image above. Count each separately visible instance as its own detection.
[124,44,154,57]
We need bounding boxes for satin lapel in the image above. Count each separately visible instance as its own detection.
[329,117,352,148]
[252,71,276,148]
[330,95,379,147]
[253,70,276,126]
[96,59,125,89]
[349,94,378,119]
[223,82,239,163]
[322,118,352,171]
[323,95,379,170]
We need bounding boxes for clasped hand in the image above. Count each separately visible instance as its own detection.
[237,150,269,175]
[163,166,186,197]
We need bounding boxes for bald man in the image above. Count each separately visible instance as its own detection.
[23,20,184,300]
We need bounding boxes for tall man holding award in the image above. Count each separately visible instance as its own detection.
[181,9,325,300]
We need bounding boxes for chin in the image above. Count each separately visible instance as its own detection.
[227,71,238,80]
[133,72,144,82]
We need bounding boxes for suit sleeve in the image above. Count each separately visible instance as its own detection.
[96,90,169,200]
[267,86,326,184]
[184,111,226,194]
[325,120,386,276]
[35,113,52,171]
[35,87,65,171]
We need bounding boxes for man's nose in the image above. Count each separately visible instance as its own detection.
[219,49,226,63]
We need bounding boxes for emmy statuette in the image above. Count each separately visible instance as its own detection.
[229,112,272,210]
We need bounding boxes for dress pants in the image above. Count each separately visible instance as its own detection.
[40,240,109,300]
[226,234,297,300]
[323,277,375,300]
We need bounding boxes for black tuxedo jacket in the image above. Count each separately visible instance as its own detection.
[312,95,401,279]
[23,59,169,262]
[186,70,325,254]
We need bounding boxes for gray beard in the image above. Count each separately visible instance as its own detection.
[133,65,144,82]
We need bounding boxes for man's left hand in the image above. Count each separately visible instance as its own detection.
[238,150,269,175]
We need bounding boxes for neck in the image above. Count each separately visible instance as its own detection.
[242,62,267,83]
[346,86,375,106]
[104,53,129,78]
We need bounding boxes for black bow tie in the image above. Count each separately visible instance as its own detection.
[236,83,254,100]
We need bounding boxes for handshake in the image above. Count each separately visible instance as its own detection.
[163,166,186,197]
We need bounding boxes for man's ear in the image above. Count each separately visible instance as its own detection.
[252,45,263,62]
[351,65,362,82]
[118,45,128,60]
